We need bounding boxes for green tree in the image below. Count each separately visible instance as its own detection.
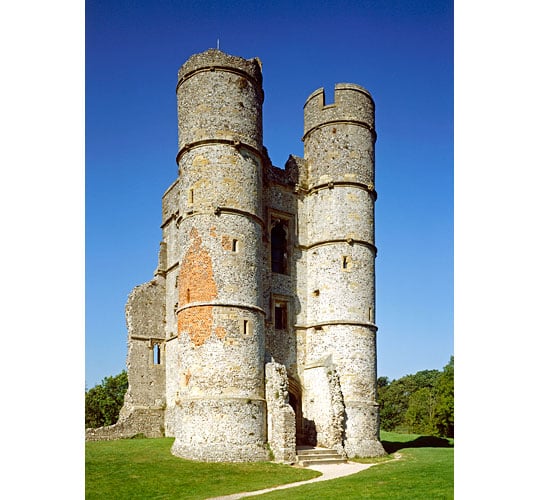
[434,356,454,437]
[378,369,441,432]
[377,376,389,390]
[411,369,441,389]
[85,371,128,428]
[378,359,454,437]
[405,386,438,434]
[378,375,418,431]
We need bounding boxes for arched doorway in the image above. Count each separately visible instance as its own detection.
[287,377,305,445]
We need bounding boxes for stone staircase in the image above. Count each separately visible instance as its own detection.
[295,446,348,467]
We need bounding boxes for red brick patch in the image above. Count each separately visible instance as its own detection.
[177,227,223,346]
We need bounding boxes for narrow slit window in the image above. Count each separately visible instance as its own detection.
[153,344,161,365]
[188,188,194,204]
[342,256,350,269]
[232,239,238,252]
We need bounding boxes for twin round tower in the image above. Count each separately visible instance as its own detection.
[87,49,386,461]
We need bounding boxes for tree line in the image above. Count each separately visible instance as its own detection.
[86,357,454,437]
[377,356,454,437]
[85,370,128,428]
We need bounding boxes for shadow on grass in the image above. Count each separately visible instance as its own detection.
[382,435,454,454]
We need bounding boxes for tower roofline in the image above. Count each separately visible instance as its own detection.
[304,83,373,109]
[177,49,263,89]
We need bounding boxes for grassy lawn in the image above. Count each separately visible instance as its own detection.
[85,438,319,499]
[257,431,453,499]
[86,431,453,499]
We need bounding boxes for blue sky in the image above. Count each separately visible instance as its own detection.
[4,0,540,496]
[85,0,453,389]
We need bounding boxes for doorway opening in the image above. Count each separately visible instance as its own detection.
[287,377,305,445]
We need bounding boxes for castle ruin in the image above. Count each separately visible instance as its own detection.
[86,49,386,461]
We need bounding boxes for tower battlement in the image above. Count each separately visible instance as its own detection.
[303,84,375,142]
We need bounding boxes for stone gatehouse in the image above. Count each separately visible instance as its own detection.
[86,49,386,462]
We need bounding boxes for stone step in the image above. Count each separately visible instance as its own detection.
[295,447,347,467]
[297,452,343,460]
[296,447,338,456]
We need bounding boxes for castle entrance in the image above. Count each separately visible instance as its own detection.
[287,378,305,445]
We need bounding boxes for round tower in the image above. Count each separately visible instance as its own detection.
[171,50,267,462]
[303,84,386,457]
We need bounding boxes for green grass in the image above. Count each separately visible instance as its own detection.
[86,432,453,499]
[256,431,454,499]
[85,438,319,499]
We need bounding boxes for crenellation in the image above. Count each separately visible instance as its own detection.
[303,84,375,139]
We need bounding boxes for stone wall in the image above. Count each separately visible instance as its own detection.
[265,361,296,463]
[85,408,165,441]
[86,275,166,440]
[302,358,345,451]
